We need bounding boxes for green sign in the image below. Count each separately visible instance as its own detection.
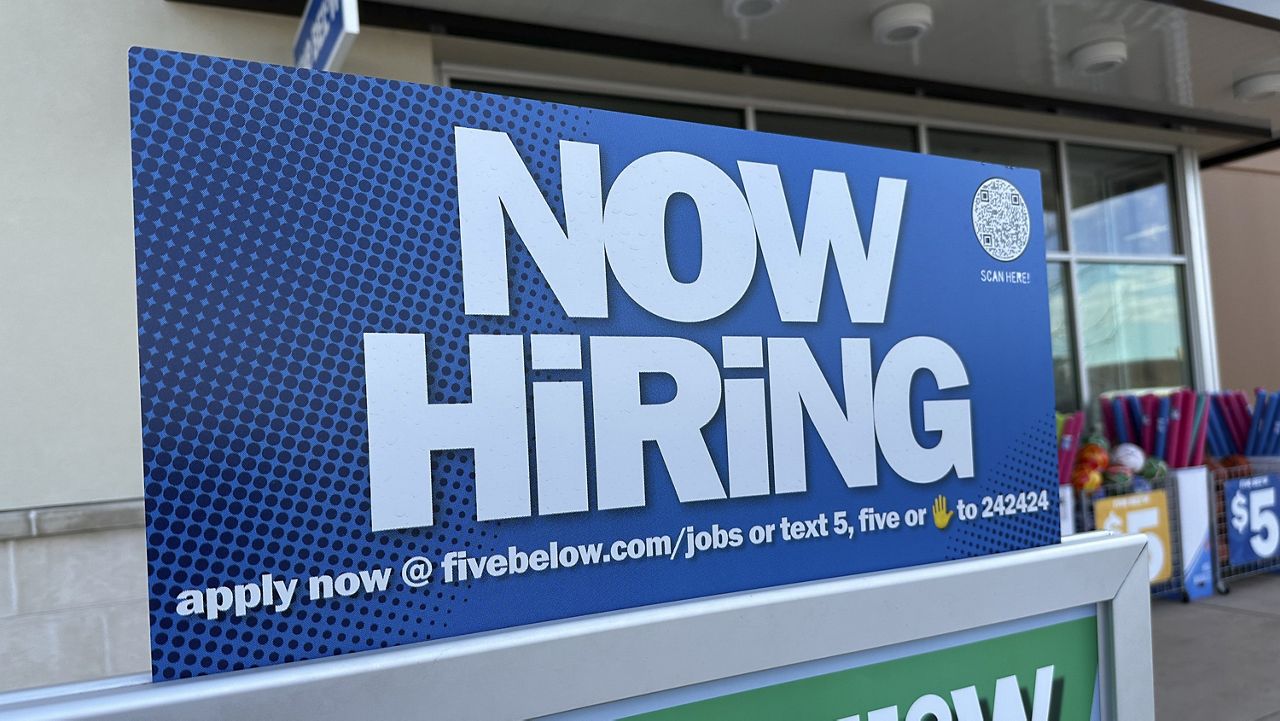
[625,617,1098,721]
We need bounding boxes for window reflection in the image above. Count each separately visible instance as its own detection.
[1047,263,1078,411]
[929,130,1062,251]
[1068,145,1178,256]
[755,111,917,152]
[1078,264,1189,396]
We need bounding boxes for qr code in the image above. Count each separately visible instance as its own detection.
[971,178,1031,261]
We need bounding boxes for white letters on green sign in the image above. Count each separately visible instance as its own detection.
[837,665,1056,721]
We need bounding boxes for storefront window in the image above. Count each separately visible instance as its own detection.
[1067,144,1179,256]
[450,81,745,128]
[754,111,917,152]
[445,76,1200,413]
[1048,263,1079,411]
[1077,263,1190,396]
[928,130,1063,251]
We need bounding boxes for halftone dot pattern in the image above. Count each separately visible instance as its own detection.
[132,47,1063,684]
[131,48,581,680]
[945,412,1061,559]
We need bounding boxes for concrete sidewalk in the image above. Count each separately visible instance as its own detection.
[1154,575,1280,720]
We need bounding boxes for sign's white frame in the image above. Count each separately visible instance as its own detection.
[0,531,1153,720]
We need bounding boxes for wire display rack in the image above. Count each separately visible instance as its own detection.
[1077,480,1187,600]
[1210,458,1280,593]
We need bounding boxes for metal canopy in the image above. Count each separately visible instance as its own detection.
[379,0,1280,159]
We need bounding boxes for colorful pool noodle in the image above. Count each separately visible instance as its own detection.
[1236,392,1256,450]
[1220,393,1247,454]
[1141,394,1158,455]
[1099,396,1116,445]
[1127,395,1145,446]
[1154,395,1171,461]
[1264,392,1280,456]
[1168,391,1184,467]
[1178,390,1196,467]
[1246,390,1266,455]
[1189,394,1209,467]
[1112,396,1130,445]
[1057,411,1083,485]
[1208,396,1236,456]
[1175,392,1189,465]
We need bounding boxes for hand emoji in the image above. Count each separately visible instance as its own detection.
[932,495,953,530]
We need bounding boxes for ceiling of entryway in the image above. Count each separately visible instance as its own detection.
[386,0,1280,159]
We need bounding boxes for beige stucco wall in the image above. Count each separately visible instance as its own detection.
[0,0,435,512]
[0,508,149,693]
[0,0,439,693]
[1203,152,1280,392]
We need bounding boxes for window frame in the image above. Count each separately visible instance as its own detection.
[1054,142,1190,407]
[440,63,1218,410]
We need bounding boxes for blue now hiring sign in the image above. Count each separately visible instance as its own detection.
[292,0,358,71]
[129,48,1059,681]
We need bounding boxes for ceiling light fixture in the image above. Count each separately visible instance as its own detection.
[726,0,784,22]
[724,0,784,41]
[1234,72,1280,102]
[871,2,934,45]
[1068,30,1128,76]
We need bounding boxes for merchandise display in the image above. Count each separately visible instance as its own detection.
[1099,390,1207,470]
